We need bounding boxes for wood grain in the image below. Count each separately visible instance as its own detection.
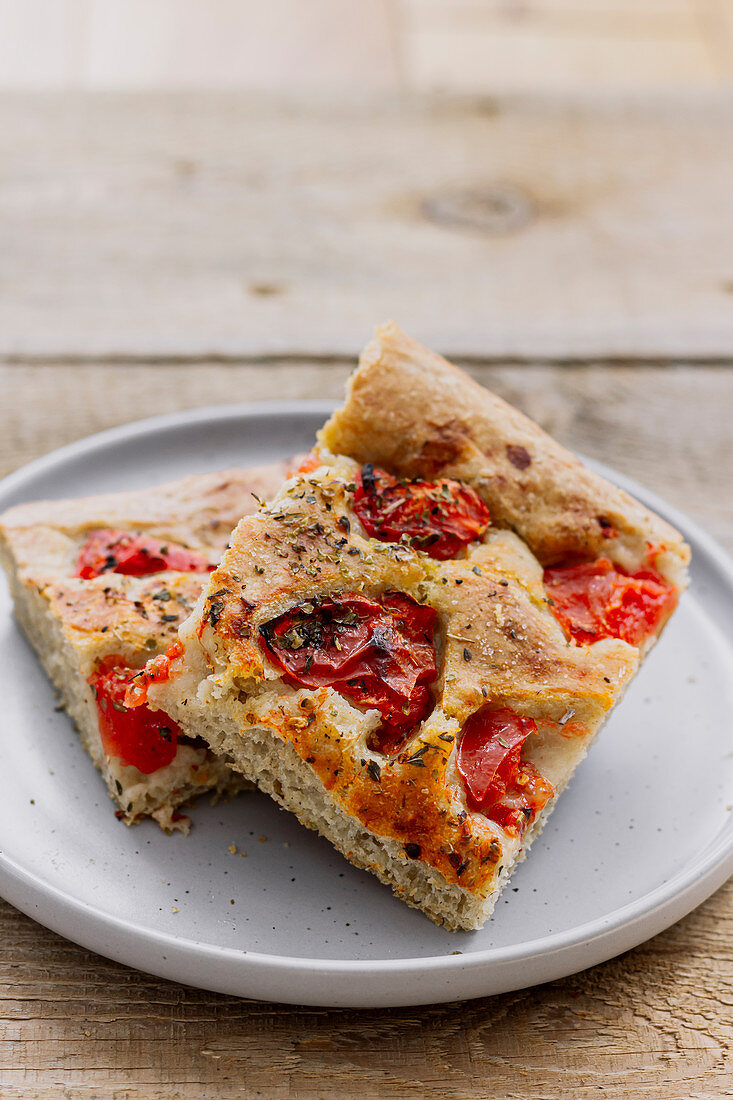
[7,0,733,96]
[3,93,733,361]
[1,358,731,1096]
[402,0,733,95]
[3,359,732,549]
[0,878,731,1098]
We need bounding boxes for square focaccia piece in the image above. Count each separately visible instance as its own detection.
[0,462,289,832]
[145,325,690,925]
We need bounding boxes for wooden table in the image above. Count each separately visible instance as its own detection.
[1,94,732,1098]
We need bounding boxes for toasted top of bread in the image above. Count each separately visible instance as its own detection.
[2,464,289,584]
[146,324,690,921]
[169,450,641,891]
[1,462,291,671]
[320,322,689,583]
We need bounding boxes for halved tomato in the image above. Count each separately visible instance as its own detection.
[260,590,437,753]
[457,706,554,834]
[352,465,490,560]
[544,557,677,646]
[76,529,212,579]
[90,657,181,773]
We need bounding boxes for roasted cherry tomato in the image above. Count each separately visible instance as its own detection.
[456,706,554,834]
[90,658,181,774]
[351,464,490,560]
[260,591,437,753]
[76,529,212,580]
[544,557,678,647]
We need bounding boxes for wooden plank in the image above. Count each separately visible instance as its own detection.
[2,94,733,360]
[0,883,730,1098]
[4,0,733,98]
[2,361,731,550]
[0,0,88,89]
[84,0,400,92]
[402,0,731,94]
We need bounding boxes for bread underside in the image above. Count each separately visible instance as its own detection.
[162,691,600,930]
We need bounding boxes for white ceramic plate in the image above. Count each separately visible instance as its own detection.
[1,403,732,1009]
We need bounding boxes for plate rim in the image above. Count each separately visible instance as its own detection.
[1,400,732,1006]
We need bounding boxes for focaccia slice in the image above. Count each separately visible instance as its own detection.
[145,324,689,923]
[0,462,288,831]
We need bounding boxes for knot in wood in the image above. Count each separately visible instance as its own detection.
[421,184,534,236]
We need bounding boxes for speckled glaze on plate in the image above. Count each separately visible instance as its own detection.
[0,403,731,1008]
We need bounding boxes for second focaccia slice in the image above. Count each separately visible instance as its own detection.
[0,462,287,831]
[143,324,689,923]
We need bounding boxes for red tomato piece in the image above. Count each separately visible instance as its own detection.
[457,707,554,833]
[90,658,181,774]
[290,450,322,477]
[351,465,490,560]
[544,557,678,646]
[76,529,212,580]
[124,641,184,709]
[259,591,437,752]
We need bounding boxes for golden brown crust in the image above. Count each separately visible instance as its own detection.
[173,458,638,894]
[1,462,291,584]
[43,573,204,674]
[1,459,292,673]
[319,323,689,582]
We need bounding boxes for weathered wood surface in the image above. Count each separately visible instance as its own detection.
[1,359,732,1098]
[3,359,732,549]
[402,0,733,96]
[3,93,733,361]
[7,0,733,96]
[1,880,731,1099]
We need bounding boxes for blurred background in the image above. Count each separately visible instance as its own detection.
[1,1,732,530]
[3,1,733,361]
[3,0,733,94]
